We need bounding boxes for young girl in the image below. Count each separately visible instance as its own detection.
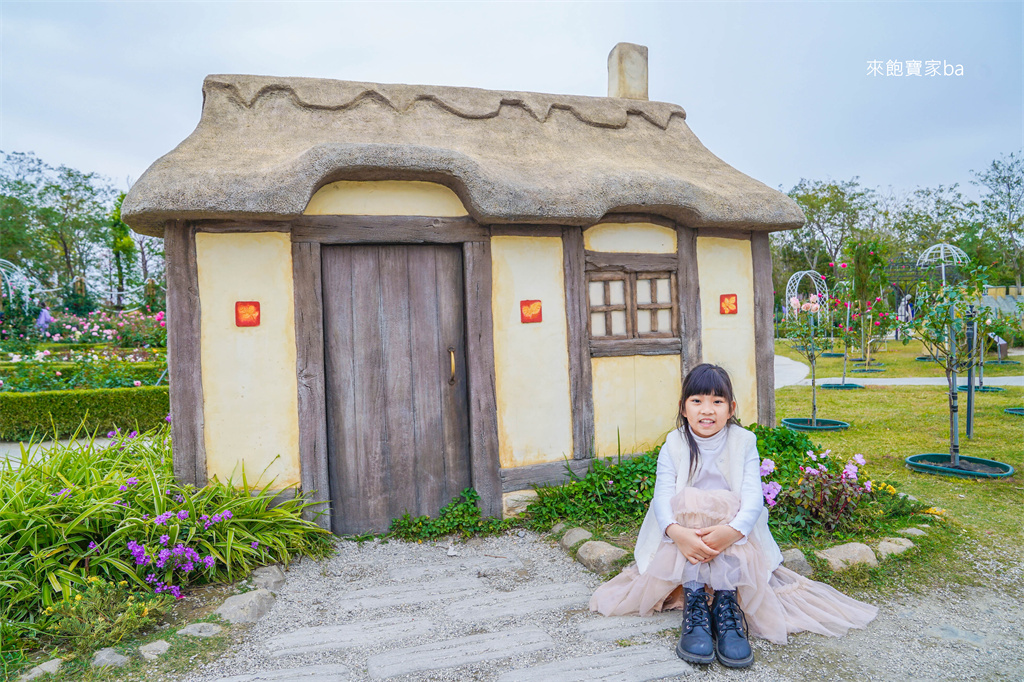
[590,363,877,668]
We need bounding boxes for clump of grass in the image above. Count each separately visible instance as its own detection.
[0,424,333,674]
[387,488,513,541]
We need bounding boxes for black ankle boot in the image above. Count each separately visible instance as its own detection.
[711,589,753,668]
[675,587,715,664]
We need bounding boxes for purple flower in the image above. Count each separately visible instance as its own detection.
[853,454,866,466]
[223,510,233,520]
[128,431,138,439]
[126,477,139,486]
[107,430,118,438]
[50,488,71,498]
[159,534,170,545]
[864,481,873,492]
[251,541,259,549]
[759,458,776,477]
[119,485,128,492]
[202,555,216,569]
[211,514,222,524]
[176,510,189,520]
[88,541,97,551]
[154,511,174,526]
[175,495,185,503]
[843,463,858,481]
[165,414,172,423]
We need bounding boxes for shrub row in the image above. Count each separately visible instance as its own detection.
[0,387,169,441]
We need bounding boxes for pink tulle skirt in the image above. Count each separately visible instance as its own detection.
[589,488,878,644]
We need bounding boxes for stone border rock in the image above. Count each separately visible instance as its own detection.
[548,524,631,577]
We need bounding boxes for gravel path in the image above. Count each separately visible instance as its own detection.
[173,532,1024,682]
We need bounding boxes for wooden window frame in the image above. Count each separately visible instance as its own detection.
[585,251,681,357]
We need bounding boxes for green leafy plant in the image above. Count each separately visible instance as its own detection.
[0,386,169,441]
[40,576,172,658]
[387,488,512,540]
[523,451,658,530]
[0,427,333,629]
[780,450,871,534]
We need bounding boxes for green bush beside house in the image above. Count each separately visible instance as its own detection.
[0,386,169,441]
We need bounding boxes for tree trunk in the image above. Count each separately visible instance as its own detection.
[115,252,125,310]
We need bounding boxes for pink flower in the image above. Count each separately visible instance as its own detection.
[875,321,881,326]
[134,380,142,387]
[809,294,819,304]
[759,458,776,476]
[840,263,848,268]
[55,371,62,376]
[801,302,811,312]
[853,454,866,465]
[829,262,835,267]
[789,296,800,309]
[869,251,875,255]
[809,303,820,313]
[864,481,872,492]
[875,297,881,302]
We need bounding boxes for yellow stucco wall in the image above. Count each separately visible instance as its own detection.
[195,232,301,487]
[591,355,681,457]
[491,236,574,467]
[584,222,677,253]
[303,180,468,216]
[697,236,758,423]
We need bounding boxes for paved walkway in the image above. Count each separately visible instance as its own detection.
[773,356,1024,388]
[0,437,114,468]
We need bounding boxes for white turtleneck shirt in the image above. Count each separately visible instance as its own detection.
[652,425,756,545]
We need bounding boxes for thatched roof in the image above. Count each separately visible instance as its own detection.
[123,74,804,237]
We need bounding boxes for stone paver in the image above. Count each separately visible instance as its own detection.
[815,542,877,571]
[897,527,927,537]
[365,628,553,679]
[179,622,224,637]
[388,556,521,581]
[213,664,349,681]
[266,616,434,657]
[17,658,62,682]
[577,613,680,642]
[576,540,628,575]
[445,582,590,620]
[497,644,691,681]
[560,528,593,550]
[92,647,130,668]
[876,537,915,560]
[139,639,171,660]
[335,576,482,610]
[217,589,276,624]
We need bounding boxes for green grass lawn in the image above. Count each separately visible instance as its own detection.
[775,339,1024,379]
[776,384,1024,545]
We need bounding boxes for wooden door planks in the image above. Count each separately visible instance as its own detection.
[562,227,595,460]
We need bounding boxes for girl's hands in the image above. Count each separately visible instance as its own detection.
[696,525,743,552]
[665,524,720,565]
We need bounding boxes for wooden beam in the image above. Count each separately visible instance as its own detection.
[292,215,488,244]
[676,226,702,376]
[499,453,645,492]
[195,221,291,233]
[751,232,776,426]
[562,227,595,460]
[591,338,682,358]
[164,221,207,487]
[490,225,564,238]
[584,251,678,272]
[697,226,752,241]
[591,213,678,230]
[292,241,331,530]
[463,240,503,518]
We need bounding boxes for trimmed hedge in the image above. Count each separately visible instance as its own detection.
[0,386,169,441]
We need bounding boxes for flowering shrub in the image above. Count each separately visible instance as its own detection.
[40,577,172,657]
[0,348,165,392]
[0,427,333,628]
[45,309,166,348]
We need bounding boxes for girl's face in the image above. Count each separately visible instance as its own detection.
[682,393,736,438]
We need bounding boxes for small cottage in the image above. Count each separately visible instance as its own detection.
[123,44,804,533]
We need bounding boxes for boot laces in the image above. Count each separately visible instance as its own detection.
[683,591,710,633]
[714,592,747,634]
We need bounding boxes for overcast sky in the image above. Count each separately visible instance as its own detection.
[2,1,1021,202]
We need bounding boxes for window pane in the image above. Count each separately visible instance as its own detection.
[636,279,652,305]
[656,278,671,302]
[637,309,652,334]
[610,310,627,336]
[591,312,606,336]
[609,279,626,305]
[588,281,605,306]
[657,309,672,332]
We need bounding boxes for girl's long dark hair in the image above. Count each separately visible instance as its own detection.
[676,363,741,481]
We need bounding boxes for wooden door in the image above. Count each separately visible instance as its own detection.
[322,244,471,534]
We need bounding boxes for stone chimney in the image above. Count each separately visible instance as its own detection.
[607,43,649,100]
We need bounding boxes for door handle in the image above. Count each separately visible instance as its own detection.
[448,348,456,385]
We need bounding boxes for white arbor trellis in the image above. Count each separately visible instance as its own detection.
[784,270,830,321]
[0,259,45,313]
[917,243,969,286]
